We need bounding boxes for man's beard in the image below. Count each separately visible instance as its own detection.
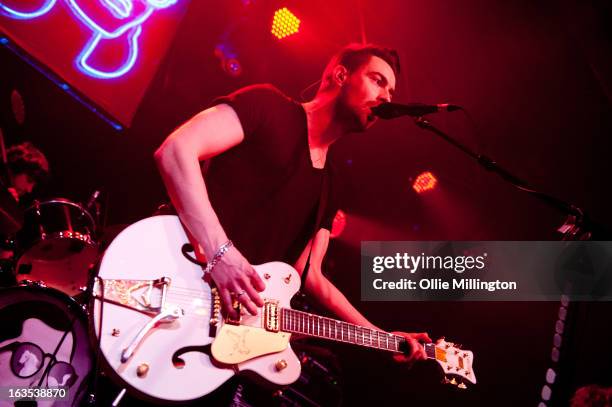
[336,91,368,133]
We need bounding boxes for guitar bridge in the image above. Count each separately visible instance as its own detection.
[93,277,171,314]
[263,300,280,332]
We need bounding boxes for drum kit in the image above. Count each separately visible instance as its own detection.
[0,191,105,406]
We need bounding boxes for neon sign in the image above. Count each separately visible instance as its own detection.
[0,0,178,79]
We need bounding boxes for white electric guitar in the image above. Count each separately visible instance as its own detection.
[92,215,476,403]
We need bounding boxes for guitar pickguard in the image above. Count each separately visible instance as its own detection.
[211,324,291,364]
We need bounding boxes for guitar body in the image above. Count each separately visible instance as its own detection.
[93,215,477,403]
[92,215,301,403]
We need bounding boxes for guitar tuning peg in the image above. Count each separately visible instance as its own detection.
[450,378,457,385]
[458,382,467,389]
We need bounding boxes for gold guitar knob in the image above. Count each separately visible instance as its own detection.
[275,359,288,371]
[458,382,467,389]
[137,363,149,378]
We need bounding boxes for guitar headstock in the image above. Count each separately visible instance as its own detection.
[426,338,477,389]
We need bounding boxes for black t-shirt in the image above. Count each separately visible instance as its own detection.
[206,84,338,265]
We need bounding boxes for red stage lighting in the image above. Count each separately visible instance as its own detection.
[412,171,438,193]
[271,7,300,40]
[330,210,347,239]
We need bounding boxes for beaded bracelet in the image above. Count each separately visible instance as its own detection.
[203,240,233,276]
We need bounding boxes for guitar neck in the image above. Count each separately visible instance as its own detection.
[280,308,435,358]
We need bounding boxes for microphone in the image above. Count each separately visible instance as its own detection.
[371,102,462,119]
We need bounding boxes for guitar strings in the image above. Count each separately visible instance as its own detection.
[99,284,406,347]
[97,303,404,351]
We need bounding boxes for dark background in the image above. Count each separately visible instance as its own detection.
[1,0,611,405]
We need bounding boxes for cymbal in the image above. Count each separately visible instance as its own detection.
[0,186,23,235]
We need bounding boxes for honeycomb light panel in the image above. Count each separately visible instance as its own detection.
[413,171,438,193]
[271,7,300,39]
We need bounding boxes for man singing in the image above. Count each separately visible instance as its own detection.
[155,43,430,366]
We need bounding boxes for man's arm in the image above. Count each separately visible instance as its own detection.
[154,104,265,317]
[295,229,430,361]
[294,228,378,329]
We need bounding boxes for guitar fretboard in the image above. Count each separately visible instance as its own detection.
[280,308,438,359]
[281,308,407,352]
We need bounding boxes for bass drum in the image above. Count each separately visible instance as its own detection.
[0,284,93,407]
[16,199,98,296]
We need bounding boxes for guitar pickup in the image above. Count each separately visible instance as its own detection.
[263,300,280,332]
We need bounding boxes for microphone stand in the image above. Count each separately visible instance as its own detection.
[412,116,608,240]
[413,116,609,406]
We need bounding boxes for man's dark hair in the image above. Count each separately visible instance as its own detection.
[7,141,49,184]
[319,43,400,93]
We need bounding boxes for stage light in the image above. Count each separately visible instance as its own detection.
[546,368,556,384]
[271,7,300,40]
[412,171,438,194]
[214,44,242,77]
[551,347,560,362]
[541,385,551,401]
[330,210,347,239]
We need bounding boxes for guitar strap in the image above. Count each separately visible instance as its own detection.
[300,169,330,290]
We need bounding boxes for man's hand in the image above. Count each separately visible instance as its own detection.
[391,331,432,365]
[209,246,266,318]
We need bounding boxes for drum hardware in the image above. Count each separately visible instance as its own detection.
[84,189,103,230]
[16,278,46,288]
[15,198,99,296]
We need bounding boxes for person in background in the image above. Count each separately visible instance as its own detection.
[5,141,49,204]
